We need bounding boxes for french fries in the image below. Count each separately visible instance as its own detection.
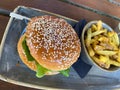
[85,28,92,47]
[91,24,97,31]
[95,50,117,56]
[87,45,95,57]
[109,59,120,67]
[97,20,102,30]
[91,29,107,37]
[85,20,120,69]
[117,49,120,62]
[92,55,110,69]
[113,32,119,46]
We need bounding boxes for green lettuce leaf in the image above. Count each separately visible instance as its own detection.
[59,68,70,77]
[22,38,34,61]
[36,63,49,78]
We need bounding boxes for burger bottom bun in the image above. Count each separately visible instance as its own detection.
[17,34,59,75]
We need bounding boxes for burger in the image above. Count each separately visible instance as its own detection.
[17,15,81,78]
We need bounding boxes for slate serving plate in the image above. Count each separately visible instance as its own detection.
[0,6,120,90]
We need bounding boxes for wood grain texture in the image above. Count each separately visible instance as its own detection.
[72,0,120,17]
[0,16,9,42]
[0,0,120,89]
[0,80,39,90]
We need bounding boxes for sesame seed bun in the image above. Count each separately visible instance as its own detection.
[24,15,81,71]
[17,34,59,75]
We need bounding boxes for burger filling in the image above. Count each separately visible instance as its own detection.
[22,38,70,78]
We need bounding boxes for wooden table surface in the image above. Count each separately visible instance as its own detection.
[0,0,120,89]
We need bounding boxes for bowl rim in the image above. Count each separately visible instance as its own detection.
[81,20,120,72]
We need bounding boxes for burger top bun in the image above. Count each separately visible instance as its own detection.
[25,15,81,71]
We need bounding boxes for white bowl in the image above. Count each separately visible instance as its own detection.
[80,20,119,72]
